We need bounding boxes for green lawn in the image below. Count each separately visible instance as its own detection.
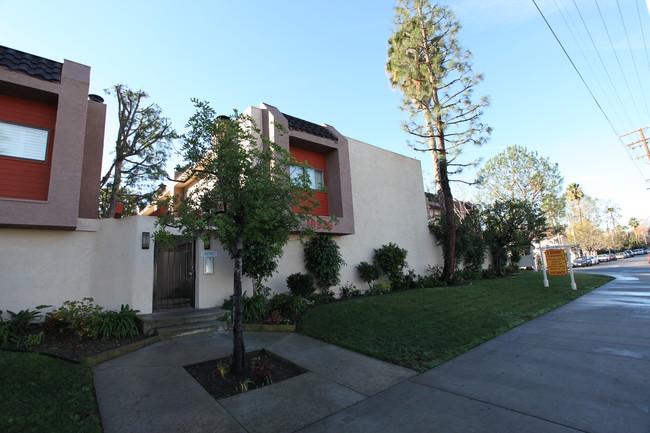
[0,351,102,433]
[299,271,613,372]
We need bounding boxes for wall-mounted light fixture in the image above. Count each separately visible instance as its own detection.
[142,232,151,249]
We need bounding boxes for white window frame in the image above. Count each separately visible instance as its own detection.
[0,120,49,162]
[290,165,325,191]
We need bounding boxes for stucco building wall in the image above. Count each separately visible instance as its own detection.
[0,217,156,314]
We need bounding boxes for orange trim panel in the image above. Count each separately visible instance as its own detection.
[290,145,329,215]
[0,95,56,200]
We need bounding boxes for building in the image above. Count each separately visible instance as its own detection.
[0,45,105,229]
[0,46,442,315]
[142,103,443,312]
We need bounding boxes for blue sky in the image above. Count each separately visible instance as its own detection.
[3,0,649,226]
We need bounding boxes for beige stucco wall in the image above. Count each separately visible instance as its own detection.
[260,137,441,296]
[0,217,156,315]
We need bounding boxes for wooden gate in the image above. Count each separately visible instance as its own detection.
[153,237,195,311]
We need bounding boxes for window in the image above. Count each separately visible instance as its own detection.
[0,121,49,161]
[290,165,325,190]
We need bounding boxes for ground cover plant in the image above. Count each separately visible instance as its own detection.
[298,271,612,371]
[1,298,144,361]
[0,351,102,433]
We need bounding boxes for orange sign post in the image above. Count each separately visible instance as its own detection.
[544,249,568,276]
[540,246,577,290]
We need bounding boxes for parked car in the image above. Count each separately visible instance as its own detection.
[625,250,634,258]
[573,257,591,267]
[597,254,610,262]
[615,252,627,259]
[588,256,599,265]
[633,249,644,256]
[608,253,617,261]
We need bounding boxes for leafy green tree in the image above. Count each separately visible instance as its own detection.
[304,235,345,291]
[482,200,547,277]
[476,145,564,227]
[566,191,606,254]
[429,207,485,272]
[155,101,318,374]
[100,84,176,218]
[387,0,490,283]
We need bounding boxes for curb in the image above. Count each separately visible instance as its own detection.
[81,335,161,365]
[227,323,296,332]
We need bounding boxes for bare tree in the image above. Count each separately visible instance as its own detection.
[100,84,176,217]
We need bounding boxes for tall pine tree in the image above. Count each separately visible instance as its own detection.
[387,0,490,282]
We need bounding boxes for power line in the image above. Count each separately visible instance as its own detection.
[531,0,648,183]
[594,0,643,126]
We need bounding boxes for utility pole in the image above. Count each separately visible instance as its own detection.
[621,127,650,163]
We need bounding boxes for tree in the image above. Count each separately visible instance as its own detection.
[387,0,490,283]
[566,183,584,223]
[100,84,176,218]
[155,101,318,374]
[476,145,564,227]
[429,207,485,273]
[628,217,640,245]
[482,200,547,277]
[303,235,345,291]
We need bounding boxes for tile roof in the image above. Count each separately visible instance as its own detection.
[283,113,338,142]
[0,45,62,82]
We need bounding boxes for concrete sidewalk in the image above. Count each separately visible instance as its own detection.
[94,276,650,433]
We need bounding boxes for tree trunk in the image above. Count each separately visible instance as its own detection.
[106,159,123,218]
[438,157,457,283]
[230,233,247,374]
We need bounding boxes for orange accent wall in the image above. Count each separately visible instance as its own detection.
[290,146,329,216]
[0,95,56,201]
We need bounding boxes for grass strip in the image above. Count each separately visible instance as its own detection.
[0,351,102,433]
[299,271,613,372]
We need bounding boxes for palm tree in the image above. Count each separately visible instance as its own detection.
[566,183,584,223]
[605,207,617,251]
[629,217,640,244]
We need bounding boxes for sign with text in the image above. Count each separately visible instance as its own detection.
[544,249,568,276]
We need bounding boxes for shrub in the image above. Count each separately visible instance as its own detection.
[374,243,408,286]
[0,314,12,348]
[356,261,381,289]
[44,299,140,341]
[481,266,497,279]
[7,305,49,333]
[268,293,311,316]
[97,304,140,341]
[242,293,268,322]
[339,282,362,298]
[309,290,335,305]
[44,298,104,339]
[392,269,419,291]
[304,235,345,290]
[221,292,269,323]
[368,280,392,295]
[286,273,316,298]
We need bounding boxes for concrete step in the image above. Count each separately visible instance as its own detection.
[137,307,228,335]
[156,320,228,340]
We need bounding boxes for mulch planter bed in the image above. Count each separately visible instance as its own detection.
[185,349,307,400]
[3,325,151,363]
